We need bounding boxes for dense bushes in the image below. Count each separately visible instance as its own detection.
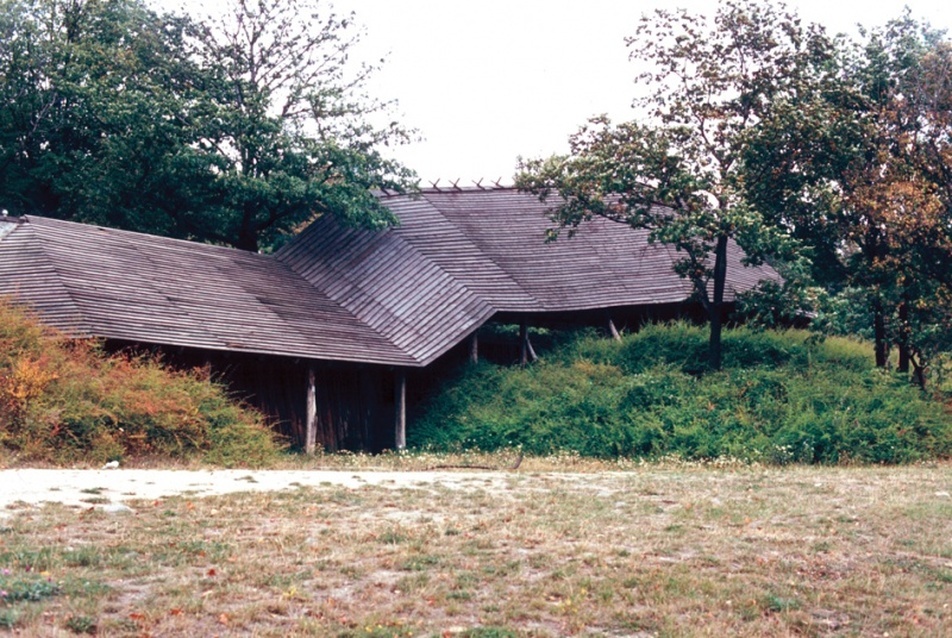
[410,324,952,464]
[0,301,282,466]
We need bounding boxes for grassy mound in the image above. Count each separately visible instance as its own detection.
[411,324,952,464]
[0,300,282,466]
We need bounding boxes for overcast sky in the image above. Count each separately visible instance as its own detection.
[155,0,951,185]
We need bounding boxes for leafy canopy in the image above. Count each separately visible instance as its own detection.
[0,0,416,251]
[744,10,952,381]
[517,0,820,369]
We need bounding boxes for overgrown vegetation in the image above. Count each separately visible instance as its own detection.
[412,324,952,464]
[0,300,282,466]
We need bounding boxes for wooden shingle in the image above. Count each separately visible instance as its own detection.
[0,188,779,368]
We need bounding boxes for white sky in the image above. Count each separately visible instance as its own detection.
[157,0,951,185]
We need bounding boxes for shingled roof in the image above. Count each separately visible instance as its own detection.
[0,215,421,365]
[0,187,778,367]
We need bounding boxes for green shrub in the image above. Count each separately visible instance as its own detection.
[411,324,952,464]
[0,300,282,466]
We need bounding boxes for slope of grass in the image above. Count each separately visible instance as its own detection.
[0,300,282,466]
[411,324,952,464]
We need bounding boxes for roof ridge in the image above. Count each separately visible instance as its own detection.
[377,181,517,198]
[24,214,257,255]
[275,217,494,367]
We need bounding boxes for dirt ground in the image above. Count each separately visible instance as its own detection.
[0,468,514,510]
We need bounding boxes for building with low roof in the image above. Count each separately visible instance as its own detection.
[0,187,779,451]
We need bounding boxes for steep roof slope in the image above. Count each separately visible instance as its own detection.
[271,213,494,366]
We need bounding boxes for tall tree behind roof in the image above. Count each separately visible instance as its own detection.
[517,0,821,370]
[0,0,209,235]
[0,0,416,251]
[746,11,952,383]
[190,0,416,251]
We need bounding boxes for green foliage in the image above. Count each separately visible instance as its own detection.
[747,11,952,379]
[0,0,415,251]
[0,0,208,234]
[411,325,952,464]
[64,615,96,634]
[516,0,824,369]
[0,573,60,603]
[0,300,282,466]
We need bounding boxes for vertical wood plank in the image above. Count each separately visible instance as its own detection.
[608,316,621,341]
[305,365,317,454]
[519,320,528,366]
[469,331,479,364]
[394,369,406,450]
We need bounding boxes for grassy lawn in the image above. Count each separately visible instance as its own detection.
[1,462,951,636]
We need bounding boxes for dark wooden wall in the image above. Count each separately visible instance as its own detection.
[210,356,400,452]
[105,341,400,452]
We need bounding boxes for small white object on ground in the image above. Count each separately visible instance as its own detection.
[101,460,120,469]
[101,503,134,514]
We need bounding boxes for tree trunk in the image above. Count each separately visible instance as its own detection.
[865,230,889,370]
[708,234,729,371]
[235,202,259,252]
[897,296,910,375]
[911,354,926,390]
[873,296,888,369]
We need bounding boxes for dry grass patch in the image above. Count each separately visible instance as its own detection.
[1,464,951,636]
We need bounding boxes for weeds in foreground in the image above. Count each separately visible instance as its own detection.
[1,464,950,636]
[0,299,283,467]
[413,325,952,464]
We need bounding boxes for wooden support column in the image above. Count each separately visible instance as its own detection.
[607,316,621,341]
[519,320,537,365]
[394,369,407,450]
[469,331,479,364]
[519,320,529,366]
[305,365,317,455]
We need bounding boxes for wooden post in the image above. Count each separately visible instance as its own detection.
[519,320,528,366]
[394,369,406,450]
[527,337,538,362]
[607,316,621,341]
[305,365,317,455]
[469,331,479,364]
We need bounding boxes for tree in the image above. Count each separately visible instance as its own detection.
[187,0,416,251]
[0,0,210,236]
[516,0,822,370]
[840,17,952,382]
[745,11,952,383]
[0,0,415,251]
